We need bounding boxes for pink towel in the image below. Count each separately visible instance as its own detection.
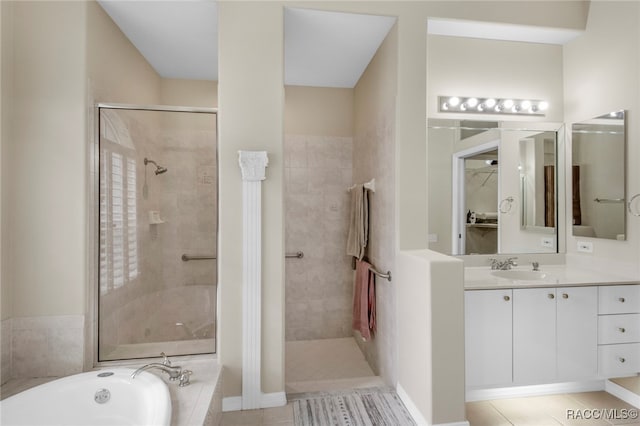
[352,259,376,340]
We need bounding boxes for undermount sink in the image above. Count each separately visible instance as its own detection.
[491,270,548,281]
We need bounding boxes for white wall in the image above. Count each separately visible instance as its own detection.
[563,1,640,271]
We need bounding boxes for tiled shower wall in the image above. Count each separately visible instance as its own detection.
[284,134,354,340]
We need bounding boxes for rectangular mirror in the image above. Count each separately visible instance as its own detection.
[428,119,564,256]
[519,133,557,231]
[571,110,626,240]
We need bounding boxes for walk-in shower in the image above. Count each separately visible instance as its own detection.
[95,104,217,362]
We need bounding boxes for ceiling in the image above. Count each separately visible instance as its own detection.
[97,2,582,88]
[97,0,219,81]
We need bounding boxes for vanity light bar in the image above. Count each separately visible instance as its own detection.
[438,96,548,116]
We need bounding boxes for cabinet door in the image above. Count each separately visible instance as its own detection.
[465,289,513,388]
[557,286,598,380]
[513,288,557,384]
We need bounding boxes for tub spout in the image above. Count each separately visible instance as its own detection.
[131,363,183,381]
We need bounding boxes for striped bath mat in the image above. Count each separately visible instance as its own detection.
[290,387,416,426]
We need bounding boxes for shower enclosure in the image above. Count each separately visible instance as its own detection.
[95,105,217,361]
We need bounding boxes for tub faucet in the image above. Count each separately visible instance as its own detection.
[131,352,182,381]
[131,362,183,381]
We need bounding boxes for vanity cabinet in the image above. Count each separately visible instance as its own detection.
[597,285,640,377]
[512,286,597,384]
[465,289,513,388]
[513,288,557,384]
[466,285,598,389]
[556,287,598,380]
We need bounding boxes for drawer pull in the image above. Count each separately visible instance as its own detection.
[548,293,555,299]
[562,293,569,299]
[619,327,626,333]
[619,297,626,303]
[619,357,626,363]
[503,295,510,301]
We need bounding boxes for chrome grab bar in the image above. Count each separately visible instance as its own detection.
[181,254,216,262]
[285,251,304,259]
[594,198,625,203]
[369,266,392,282]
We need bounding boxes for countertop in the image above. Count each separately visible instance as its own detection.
[464,265,640,290]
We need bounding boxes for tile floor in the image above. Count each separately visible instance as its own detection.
[467,391,640,426]
[221,337,381,425]
[285,337,383,393]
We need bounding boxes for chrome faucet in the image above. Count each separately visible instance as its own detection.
[490,257,518,270]
[131,352,190,385]
[131,362,183,381]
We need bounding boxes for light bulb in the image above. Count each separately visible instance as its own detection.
[485,98,496,108]
[467,98,478,107]
[521,100,531,110]
[460,103,467,111]
[448,97,460,107]
[503,99,514,109]
[538,101,549,111]
[442,102,449,111]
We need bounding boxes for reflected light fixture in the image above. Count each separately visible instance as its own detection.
[438,96,548,116]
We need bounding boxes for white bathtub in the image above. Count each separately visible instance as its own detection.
[0,368,171,426]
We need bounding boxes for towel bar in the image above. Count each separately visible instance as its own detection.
[594,197,625,203]
[285,251,304,259]
[369,267,392,282]
[182,254,216,261]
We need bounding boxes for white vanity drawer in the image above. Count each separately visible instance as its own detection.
[598,285,640,314]
[598,314,640,344]
[598,343,640,377]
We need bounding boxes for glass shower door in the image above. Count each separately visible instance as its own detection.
[97,106,217,361]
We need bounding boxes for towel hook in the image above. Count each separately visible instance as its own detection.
[628,193,640,217]
[499,196,514,214]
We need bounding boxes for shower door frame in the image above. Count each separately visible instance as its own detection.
[89,103,218,366]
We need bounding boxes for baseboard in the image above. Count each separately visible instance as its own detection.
[466,380,605,402]
[222,392,287,412]
[396,383,429,426]
[222,396,242,412]
[261,391,287,408]
[434,422,470,426]
[605,380,640,409]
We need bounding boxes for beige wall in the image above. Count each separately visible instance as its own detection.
[1,0,11,322]
[563,1,640,270]
[87,1,160,106]
[160,79,218,108]
[353,23,398,385]
[7,1,87,317]
[284,86,353,137]
[396,250,465,425]
[218,1,285,397]
[427,35,565,122]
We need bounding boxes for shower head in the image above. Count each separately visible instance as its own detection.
[144,157,168,175]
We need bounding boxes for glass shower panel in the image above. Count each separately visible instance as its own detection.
[98,107,217,361]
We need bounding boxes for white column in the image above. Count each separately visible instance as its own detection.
[238,150,268,410]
